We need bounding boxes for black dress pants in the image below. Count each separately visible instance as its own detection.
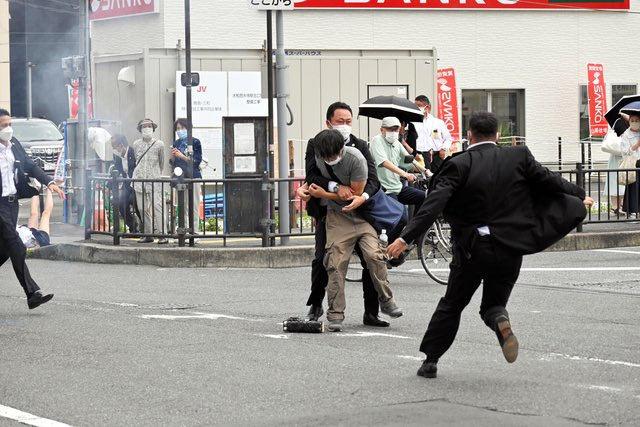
[307,215,379,316]
[0,198,41,297]
[419,236,523,360]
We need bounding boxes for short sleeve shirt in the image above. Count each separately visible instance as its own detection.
[370,134,412,195]
[315,146,367,210]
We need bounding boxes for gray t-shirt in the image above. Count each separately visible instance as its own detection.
[315,146,368,210]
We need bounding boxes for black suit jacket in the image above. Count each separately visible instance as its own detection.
[113,147,136,179]
[0,138,52,199]
[304,134,381,219]
[401,143,587,256]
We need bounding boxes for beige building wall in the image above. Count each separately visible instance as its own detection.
[0,1,10,111]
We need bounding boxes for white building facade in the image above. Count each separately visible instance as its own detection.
[89,0,640,167]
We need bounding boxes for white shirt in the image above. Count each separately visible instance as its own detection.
[17,225,37,248]
[414,114,452,152]
[0,141,17,197]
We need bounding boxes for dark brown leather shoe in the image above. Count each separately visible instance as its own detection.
[27,291,54,310]
[417,360,438,379]
[497,318,519,363]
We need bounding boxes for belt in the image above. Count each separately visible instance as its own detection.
[0,195,17,203]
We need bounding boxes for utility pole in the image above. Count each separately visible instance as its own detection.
[26,62,34,118]
[78,0,89,169]
[275,11,289,245]
[184,0,195,247]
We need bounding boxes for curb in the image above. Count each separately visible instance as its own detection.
[28,230,640,269]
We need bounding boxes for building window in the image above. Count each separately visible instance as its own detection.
[461,89,525,138]
[579,85,589,140]
[612,84,637,105]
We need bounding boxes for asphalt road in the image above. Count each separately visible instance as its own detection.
[1,248,639,426]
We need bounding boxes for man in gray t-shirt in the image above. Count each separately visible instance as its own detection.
[314,145,367,211]
[307,129,403,332]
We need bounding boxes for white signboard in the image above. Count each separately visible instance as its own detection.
[234,156,257,174]
[233,123,256,155]
[248,0,293,10]
[193,128,222,179]
[228,72,268,117]
[175,72,227,127]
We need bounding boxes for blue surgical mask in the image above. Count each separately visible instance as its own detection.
[176,129,188,140]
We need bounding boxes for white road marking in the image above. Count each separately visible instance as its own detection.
[593,249,640,255]
[408,267,640,273]
[586,385,623,393]
[336,331,412,339]
[0,404,71,427]
[255,334,289,340]
[397,355,423,361]
[543,353,640,368]
[138,312,261,322]
[99,301,139,307]
[530,310,542,314]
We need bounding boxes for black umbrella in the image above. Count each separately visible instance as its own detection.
[358,96,424,123]
[605,94,640,129]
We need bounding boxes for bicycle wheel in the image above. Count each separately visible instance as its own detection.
[418,221,452,285]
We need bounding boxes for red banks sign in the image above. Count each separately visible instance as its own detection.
[436,68,460,141]
[292,0,629,10]
[587,63,608,137]
[90,0,160,21]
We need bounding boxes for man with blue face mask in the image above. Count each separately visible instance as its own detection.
[171,118,202,179]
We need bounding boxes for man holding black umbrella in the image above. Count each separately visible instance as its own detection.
[414,95,452,173]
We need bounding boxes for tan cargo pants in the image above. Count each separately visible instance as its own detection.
[324,208,394,322]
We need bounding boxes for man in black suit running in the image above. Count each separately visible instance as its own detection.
[0,109,64,309]
[388,111,593,378]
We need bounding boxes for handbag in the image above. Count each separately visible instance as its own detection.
[618,156,637,186]
[601,131,623,156]
[359,188,405,233]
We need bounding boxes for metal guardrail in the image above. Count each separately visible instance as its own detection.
[84,170,314,247]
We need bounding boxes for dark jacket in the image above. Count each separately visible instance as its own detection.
[0,138,51,199]
[304,134,380,219]
[401,143,587,256]
[113,147,136,179]
[170,137,202,179]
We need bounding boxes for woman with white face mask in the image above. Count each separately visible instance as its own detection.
[132,118,167,244]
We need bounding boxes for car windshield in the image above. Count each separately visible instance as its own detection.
[12,120,63,142]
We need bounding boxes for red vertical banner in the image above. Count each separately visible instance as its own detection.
[436,68,461,141]
[68,80,94,120]
[587,64,608,137]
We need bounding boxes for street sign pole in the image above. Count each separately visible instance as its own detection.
[184,0,195,247]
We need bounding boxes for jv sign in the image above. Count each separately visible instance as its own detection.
[90,0,160,21]
[292,0,629,10]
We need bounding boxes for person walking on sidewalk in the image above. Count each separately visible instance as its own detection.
[387,111,593,379]
[132,118,167,244]
[0,109,64,309]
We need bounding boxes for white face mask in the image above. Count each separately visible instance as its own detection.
[332,124,352,142]
[384,131,399,144]
[0,126,13,142]
[325,156,342,166]
[418,107,426,113]
[630,122,640,132]
[141,127,154,138]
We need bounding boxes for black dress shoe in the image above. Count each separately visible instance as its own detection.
[363,312,390,327]
[417,360,438,379]
[306,305,323,321]
[27,291,54,310]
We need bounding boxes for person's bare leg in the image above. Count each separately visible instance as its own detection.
[39,189,53,235]
[27,195,40,229]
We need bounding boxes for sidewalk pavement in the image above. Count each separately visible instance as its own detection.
[27,221,640,268]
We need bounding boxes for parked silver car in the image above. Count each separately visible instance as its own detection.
[12,118,64,172]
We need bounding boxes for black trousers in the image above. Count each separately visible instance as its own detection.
[118,186,138,232]
[307,215,379,316]
[395,186,426,210]
[420,236,523,360]
[430,152,444,174]
[0,198,41,297]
